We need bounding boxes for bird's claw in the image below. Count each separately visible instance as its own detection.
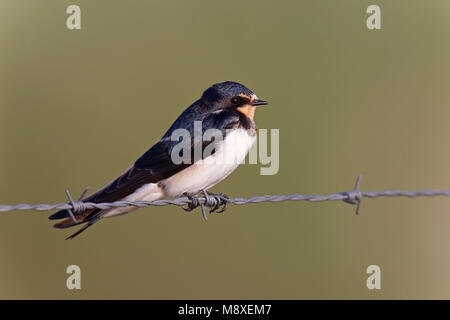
[208,193,229,214]
[182,191,230,219]
[182,192,201,212]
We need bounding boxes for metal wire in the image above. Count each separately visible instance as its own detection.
[1,175,450,217]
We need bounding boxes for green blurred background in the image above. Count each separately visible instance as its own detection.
[1,0,450,299]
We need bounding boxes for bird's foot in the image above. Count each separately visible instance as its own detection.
[182,192,202,212]
[182,191,230,220]
[204,191,229,214]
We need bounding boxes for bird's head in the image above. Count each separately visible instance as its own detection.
[201,81,268,120]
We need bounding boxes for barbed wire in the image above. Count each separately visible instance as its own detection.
[2,175,450,221]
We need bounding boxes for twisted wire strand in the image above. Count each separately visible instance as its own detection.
[1,176,450,216]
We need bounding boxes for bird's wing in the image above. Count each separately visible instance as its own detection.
[85,138,186,204]
[50,138,187,222]
[49,110,241,221]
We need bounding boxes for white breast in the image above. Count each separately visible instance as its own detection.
[162,128,256,198]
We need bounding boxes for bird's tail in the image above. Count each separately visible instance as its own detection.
[49,207,102,240]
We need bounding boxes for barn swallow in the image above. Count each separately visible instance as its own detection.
[49,81,268,239]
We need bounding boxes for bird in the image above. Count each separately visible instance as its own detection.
[49,81,268,239]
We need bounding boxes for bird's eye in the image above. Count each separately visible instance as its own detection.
[231,97,240,105]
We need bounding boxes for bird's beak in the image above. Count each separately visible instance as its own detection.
[251,99,268,106]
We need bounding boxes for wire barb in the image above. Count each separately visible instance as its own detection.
[64,188,79,223]
[63,187,91,223]
[200,189,208,221]
[342,174,363,215]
